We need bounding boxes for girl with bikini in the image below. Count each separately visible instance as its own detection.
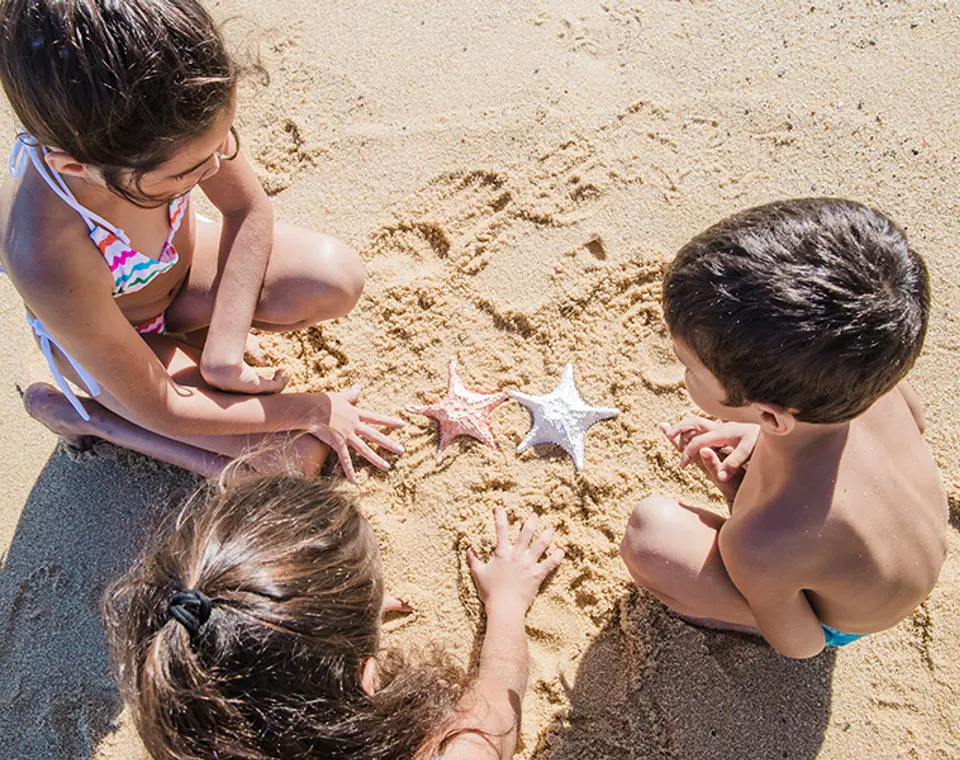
[0,0,402,479]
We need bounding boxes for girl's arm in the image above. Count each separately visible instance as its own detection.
[195,132,281,394]
[440,508,563,760]
[15,255,399,479]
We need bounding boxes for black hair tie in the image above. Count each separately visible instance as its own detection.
[168,589,213,634]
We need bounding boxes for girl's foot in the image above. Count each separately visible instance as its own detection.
[22,383,94,447]
[22,382,229,476]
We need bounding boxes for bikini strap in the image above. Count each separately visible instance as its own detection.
[165,192,190,245]
[9,133,132,245]
[25,313,102,422]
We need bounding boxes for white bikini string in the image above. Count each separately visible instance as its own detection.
[26,315,102,422]
[8,134,132,245]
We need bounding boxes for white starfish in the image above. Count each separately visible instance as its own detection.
[509,363,620,471]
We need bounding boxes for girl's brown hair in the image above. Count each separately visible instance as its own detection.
[104,474,467,760]
[0,0,239,206]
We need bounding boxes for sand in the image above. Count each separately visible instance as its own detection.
[1,1,959,758]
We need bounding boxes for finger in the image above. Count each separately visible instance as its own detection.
[255,368,288,394]
[539,548,564,577]
[466,546,484,578]
[517,512,539,550]
[663,415,711,439]
[245,336,269,367]
[358,410,407,429]
[680,431,731,467]
[344,384,362,404]
[332,438,357,483]
[720,437,754,476]
[529,526,556,560]
[494,506,510,554]
[382,595,414,614]
[350,436,390,471]
[700,447,726,480]
[357,424,405,455]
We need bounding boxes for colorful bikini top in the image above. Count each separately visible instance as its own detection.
[8,133,189,297]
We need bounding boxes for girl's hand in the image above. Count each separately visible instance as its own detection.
[201,359,289,395]
[467,507,563,617]
[311,384,405,483]
[660,416,759,502]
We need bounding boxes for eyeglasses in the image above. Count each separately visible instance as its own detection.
[216,126,241,162]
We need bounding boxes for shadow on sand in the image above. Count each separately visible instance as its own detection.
[0,444,197,759]
[532,588,836,760]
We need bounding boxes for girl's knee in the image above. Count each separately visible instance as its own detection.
[261,232,365,327]
[318,237,364,318]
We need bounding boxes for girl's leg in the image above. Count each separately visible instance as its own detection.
[23,383,230,477]
[165,217,365,334]
[30,336,329,477]
[619,496,762,634]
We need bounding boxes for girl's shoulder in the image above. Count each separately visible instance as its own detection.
[0,172,111,303]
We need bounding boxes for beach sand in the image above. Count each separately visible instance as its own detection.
[1,1,959,758]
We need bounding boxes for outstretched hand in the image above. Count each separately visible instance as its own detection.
[660,415,760,503]
[467,506,564,617]
[311,384,406,483]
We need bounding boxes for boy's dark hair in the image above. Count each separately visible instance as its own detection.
[663,198,930,424]
[104,474,468,760]
[0,0,239,206]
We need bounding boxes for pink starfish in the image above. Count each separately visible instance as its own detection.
[408,359,508,463]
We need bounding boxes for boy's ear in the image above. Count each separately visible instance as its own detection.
[360,656,378,696]
[44,150,101,183]
[755,403,796,436]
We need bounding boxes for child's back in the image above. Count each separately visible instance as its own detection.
[727,382,946,635]
[621,198,948,658]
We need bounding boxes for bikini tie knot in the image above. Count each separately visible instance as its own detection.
[168,589,213,634]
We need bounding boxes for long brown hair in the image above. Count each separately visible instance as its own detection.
[0,0,241,206]
[104,474,468,760]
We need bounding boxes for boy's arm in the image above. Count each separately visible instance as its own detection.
[719,527,826,659]
[197,134,279,394]
[897,380,926,434]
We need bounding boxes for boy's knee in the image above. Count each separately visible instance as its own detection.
[620,496,679,572]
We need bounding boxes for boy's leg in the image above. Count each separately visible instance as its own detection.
[620,496,761,633]
[165,217,365,334]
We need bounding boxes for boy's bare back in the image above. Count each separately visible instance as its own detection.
[724,383,947,636]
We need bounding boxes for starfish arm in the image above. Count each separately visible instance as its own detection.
[571,438,586,471]
[516,425,543,454]
[508,390,541,408]
[477,391,509,413]
[577,407,620,426]
[407,402,443,419]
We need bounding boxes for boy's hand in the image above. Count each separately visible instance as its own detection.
[467,506,564,617]
[661,416,759,502]
[310,385,405,483]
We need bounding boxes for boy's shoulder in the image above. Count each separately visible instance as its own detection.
[720,503,823,576]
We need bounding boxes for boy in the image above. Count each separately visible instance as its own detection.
[620,198,948,659]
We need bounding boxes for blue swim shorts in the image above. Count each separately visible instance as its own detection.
[822,625,865,648]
